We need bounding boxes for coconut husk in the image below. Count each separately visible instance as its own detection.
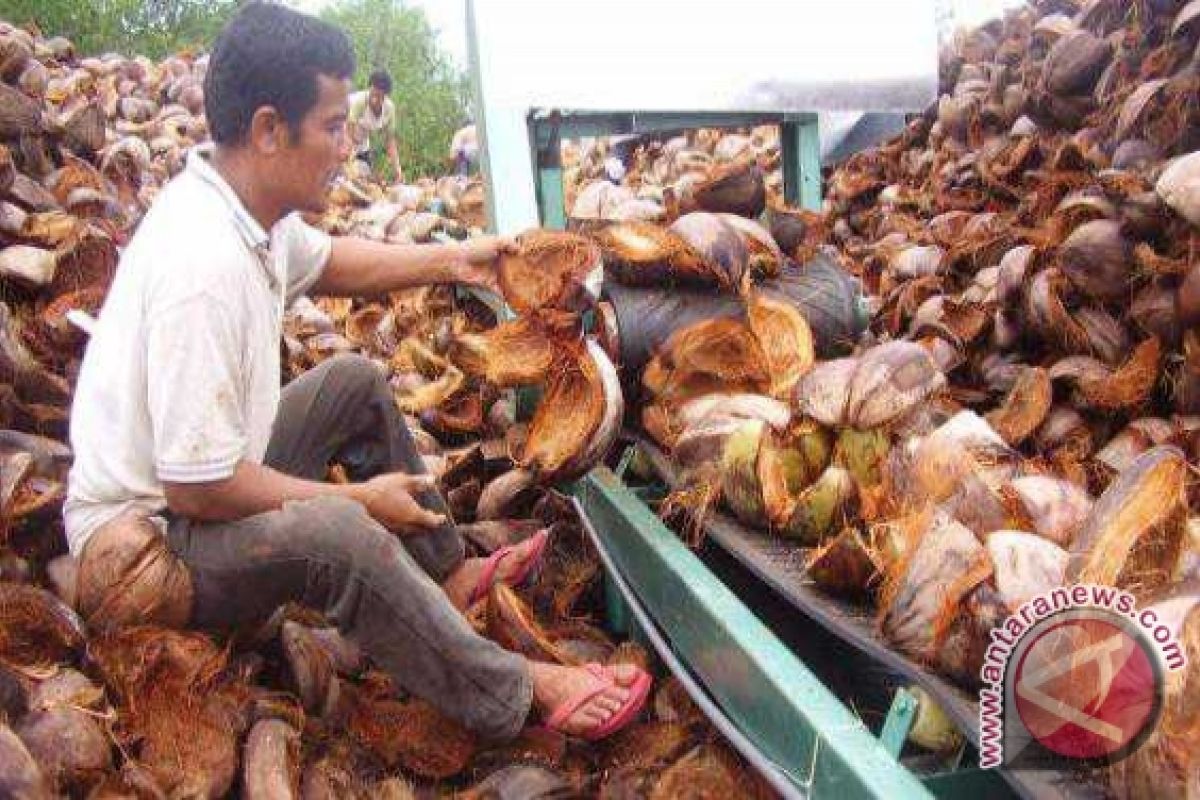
[346,678,476,779]
[1049,336,1161,412]
[601,721,693,772]
[449,318,557,388]
[519,339,623,482]
[498,230,602,316]
[476,469,539,521]
[485,583,572,664]
[783,466,859,545]
[14,705,111,791]
[1005,475,1092,547]
[76,512,193,631]
[806,527,882,598]
[1067,446,1189,597]
[91,626,248,799]
[242,719,302,800]
[0,582,85,669]
[460,765,578,800]
[650,745,774,800]
[0,83,42,140]
[592,221,710,287]
[745,291,815,399]
[0,723,49,800]
[986,366,1052,446]
[668,213,751,293]
[985,530,1069,611]
[717,213,783,278]
[1110,583,1200,800]
[692,161,766,219]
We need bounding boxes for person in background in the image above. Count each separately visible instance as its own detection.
[450,119,478,177]
[348,69,403,182]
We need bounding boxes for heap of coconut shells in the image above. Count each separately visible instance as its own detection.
[0,19,784,800]
[553,0,1200,794]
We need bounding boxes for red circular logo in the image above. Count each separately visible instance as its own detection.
[1013,615,1159,760]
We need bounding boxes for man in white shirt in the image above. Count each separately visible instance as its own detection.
[67,2,649,743]
[450,121,478,176]
[347,69,403,181]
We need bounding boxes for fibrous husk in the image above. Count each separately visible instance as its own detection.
[592,222,708,288]
[668,212,751,293]
[783,466,859,545]
[76,512,193,631]
[1057,219,1132,303]
[346,683,477,779]
[498,230,602,316]
[745,291,815,399]
[806,526,881,598]
[449,318,557,389]
[601,721,693,773]
[476,468,538,521]
[91,626,248,799]
[1156,150,1200,227]
[692,161,766,218]
[1005,475,1092,547]
[1048,336,1161,412]
[796,341,945,430]
[460,765,577,800]
[0,582,85,669]
[985,366,1052,445]
[643,318,772,407]
[242,719,302,800]
[650,745,774,800]
[717,213,783,277]
[485,583,572,664]
[0,723,50,800]
[1067,446,1189,597]
[519,338,623,482]
[985,530,1068,610]
[1109,583,1200,800]
[0,83,43,140]
[0,245,55,287]
[14,705,111,792]
[1042,29,1112,95]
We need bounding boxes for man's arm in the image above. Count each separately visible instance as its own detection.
[164,460,444,533]
[310,236,504,297]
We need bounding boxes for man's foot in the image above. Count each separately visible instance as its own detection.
[443,531,549,610]
[529,662,647,738]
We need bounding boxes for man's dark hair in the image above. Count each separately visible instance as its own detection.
[368,70,393,94]
[204,2,355,145]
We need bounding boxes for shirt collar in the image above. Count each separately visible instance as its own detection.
[185,144,271,252]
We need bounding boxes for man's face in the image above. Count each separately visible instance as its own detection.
[271,74,352,214]
[368,86,386,114]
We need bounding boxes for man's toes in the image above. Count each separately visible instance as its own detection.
[595,694,624,714]
[608,664,642,687]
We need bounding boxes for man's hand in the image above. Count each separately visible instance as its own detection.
[450,236,514,295]
[360,472,446,534]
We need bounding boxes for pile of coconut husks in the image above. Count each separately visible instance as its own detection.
[0,19,782,800]
[550,0,1200,795]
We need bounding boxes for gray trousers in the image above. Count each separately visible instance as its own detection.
[164,354,532,741]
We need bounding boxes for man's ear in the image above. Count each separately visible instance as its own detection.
[248,106,288,155]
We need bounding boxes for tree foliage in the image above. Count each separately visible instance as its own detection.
[0,0,241,59]
[321,0,467,180]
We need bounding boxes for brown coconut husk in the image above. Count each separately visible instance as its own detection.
[476,468,539,521]
[602,721,694,772]
[242,719,302,800]
[592,221,709,287]
[485,583,572,664]
[449,318,557,388]
[645,318,772,407]
[14,705,112,792]
[1004,475,1092,547]
[519,339,622,482]
[346,682,477,779]
[76,512,193,631]
[498,230,602,316]
[0,723,49,799]
[693,160,766,218]
[986,366,1052,446]
[0,582,85,669]
[1049,336,1161,412]
[650,745,775,800]
[806,527,882,598]
[669,212,751,293]
[1067,445,1189,597]
[91,626,249,799]
[460,765,577,800]
[745,291,815,399]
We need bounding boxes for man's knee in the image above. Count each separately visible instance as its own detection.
[285,496,402,569]
[319,354,389,398]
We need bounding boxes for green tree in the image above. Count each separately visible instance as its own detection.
[0,0,241,59]
[321,0,467,180]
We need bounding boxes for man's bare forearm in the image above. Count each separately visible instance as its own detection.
[163,460,368,523]
[311,236,464,296]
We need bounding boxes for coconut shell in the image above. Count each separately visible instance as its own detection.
[0,723,50,800]
[76,512,193,631]
[242,719,301,800]
[1067,446,1189,597]
[498,230,602,316]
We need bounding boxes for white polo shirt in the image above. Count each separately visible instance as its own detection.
[64,145,331,556]
[348,90,397,157]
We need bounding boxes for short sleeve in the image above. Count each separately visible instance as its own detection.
[347,92,366,125]
[145,293,247,482]
[279,215,332,305]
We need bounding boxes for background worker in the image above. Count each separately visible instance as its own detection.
[348,69,404,182]
[449,119,478,176]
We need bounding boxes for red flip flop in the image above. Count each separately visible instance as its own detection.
[468,528,552,606]
[544,663,653,742]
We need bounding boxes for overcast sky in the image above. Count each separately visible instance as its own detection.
[295,0,1025,74]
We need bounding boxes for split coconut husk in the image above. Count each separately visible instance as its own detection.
[668,212,751,293]
[592,221,710,287]
[346,686,477,779]
[76,512,193,631]
[519,338,623,482]
[1004,475,1092,547]
[985,366,1052,446]
[485,582,573,665]
[985,530,1069,610]
[0,723,50,800]
[796,341,945,430]
[1067,445,1190,597]
[806,526,882,598]
[643,318,772,408]
[242,719,301,800]
[745,291,815,399]
[0,582,85,669]
[498,230,602,317]
[449,318,557,389]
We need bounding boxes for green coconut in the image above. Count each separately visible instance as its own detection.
[782,466,859,545]
[835,427,891,488]
[721,420,768,525]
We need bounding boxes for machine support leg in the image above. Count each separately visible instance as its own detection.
[782,117,823,211]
